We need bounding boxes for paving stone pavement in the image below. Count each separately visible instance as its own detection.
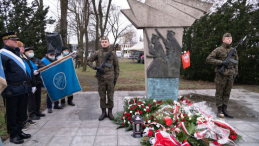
[3,89,259,146]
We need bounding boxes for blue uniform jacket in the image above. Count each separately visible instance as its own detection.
[1,45,28,97]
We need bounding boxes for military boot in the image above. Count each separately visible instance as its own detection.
[222,105,233,118]
[99,108,107,121]
[217,106,224,118]
[108,108,114,120]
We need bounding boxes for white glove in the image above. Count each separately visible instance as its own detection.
[34,71,39,75]
[32,87,37,94]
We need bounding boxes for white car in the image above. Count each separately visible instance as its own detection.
[116,51,121,58]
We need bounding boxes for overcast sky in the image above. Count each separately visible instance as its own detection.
[37,0,143,44]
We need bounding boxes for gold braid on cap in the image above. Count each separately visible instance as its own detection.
[2,35,17,40]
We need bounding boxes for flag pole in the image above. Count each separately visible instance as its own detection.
[36,52,75,72]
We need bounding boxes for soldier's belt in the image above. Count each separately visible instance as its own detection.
[8,81,27,86]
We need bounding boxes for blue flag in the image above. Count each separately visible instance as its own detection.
[41,57,81,102]
[0,55,7,93]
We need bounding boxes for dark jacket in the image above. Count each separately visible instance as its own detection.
[30,57,46,85]
[20,54,36,91]
[1,45,28,97]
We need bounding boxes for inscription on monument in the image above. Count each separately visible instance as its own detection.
[147,78,179,100]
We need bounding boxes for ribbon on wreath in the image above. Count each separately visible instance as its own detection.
[153,130,182,146]
[180,122,191,135]
[194,120,236,145]
[174,102,180,120]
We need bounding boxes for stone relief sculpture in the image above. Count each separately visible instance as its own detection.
[145,28,181,78]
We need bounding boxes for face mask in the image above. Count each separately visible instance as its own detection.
[28,52,34,58]
[49,56,55,60]
[63,51,69,56]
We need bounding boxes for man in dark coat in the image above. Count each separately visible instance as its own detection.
[0,32,31,144]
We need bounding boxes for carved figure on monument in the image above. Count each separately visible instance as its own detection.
[155,28,181,77]
[145,28,181,78]
[145,30,168,77]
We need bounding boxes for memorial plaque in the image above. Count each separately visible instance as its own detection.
[147,78,179,100]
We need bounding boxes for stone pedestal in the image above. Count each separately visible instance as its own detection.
[121,0,212,100]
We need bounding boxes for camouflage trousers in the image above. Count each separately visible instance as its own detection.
[215,72,233,107]
[98,79,114,108]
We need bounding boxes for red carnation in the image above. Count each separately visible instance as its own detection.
[131,107,133,110]
[148,129,153,137]
[147,108,150,112]
[121,116,123,120]
[142,124,145,128]
[134,105,137,108]
[128,117,131,120]
[142,105,145,107]
[122,122,124,125]
[230,135,237,140]
[123,112,124,116]
[163,117,173,126]
[182,119,186,122]
[148,104,151,107]
[213,141,219,145]
[149,117,152,119]
[127,113,130,116]
[176,119,178,122]
[183,113,186,116]
[139,111,143,114]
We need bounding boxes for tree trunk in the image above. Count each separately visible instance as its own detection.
[60,0,68,45]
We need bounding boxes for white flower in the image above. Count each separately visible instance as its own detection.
[188,113,192,117]
[123,117,125,120]
[128,107,130,109]
[128,121,130,124]
[144,108,146,111]
[124,120,126,123]
[130,111,132,113]
[153,99,156,103]
[143,101,146,104]
[148,120,151,123]
[156,124,160,128]
[138,105,141,108]
[189,117,192,120]
[181,114,184,119]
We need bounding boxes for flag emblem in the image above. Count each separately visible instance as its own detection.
[53,72,66,90]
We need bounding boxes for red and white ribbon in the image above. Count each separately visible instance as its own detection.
[180,122,190,135]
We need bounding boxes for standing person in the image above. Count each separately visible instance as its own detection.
[41,49,63,113]
[206,33,238,118]
[87,36,119,121]
[0,32,31,144]
[24,47,46,118]
[57,46,75,107]
[18,42,37,132]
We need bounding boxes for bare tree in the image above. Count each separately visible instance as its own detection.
[108,5,132,45]
[92,0,112,51]
[67,0,92,71]
[60,0,68,45]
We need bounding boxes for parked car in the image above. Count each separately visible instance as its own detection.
[129,50,143,61]
[116,51,121,58]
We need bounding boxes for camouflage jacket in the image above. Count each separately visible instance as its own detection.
[87,47,119,80]
[206,43,238,76]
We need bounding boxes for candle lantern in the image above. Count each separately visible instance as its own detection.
[131,113,144,138]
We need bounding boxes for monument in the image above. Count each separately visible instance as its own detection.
[121,0,212,100]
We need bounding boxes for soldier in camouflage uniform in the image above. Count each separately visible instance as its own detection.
[87,36,119,121]
[206,33,238,118]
